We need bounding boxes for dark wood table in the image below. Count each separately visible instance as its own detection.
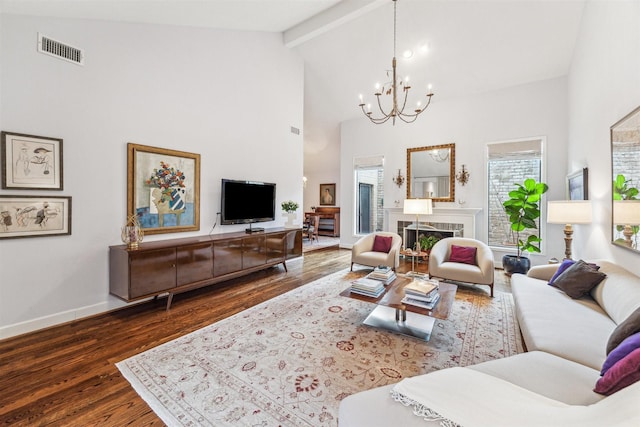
[340,275,457,341]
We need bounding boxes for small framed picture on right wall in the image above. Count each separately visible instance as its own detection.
[567,167,588,200]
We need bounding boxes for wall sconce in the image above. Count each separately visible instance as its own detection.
[456,165,470,186]
[302,176,308,188]
[392,169,405,187]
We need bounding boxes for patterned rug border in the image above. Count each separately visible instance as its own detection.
[117,269,522,426]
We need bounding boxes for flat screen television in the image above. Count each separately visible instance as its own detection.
[221,179,276,230]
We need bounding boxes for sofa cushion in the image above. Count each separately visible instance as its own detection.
[602,332,640,375]
[469,351,604,405]
[552,260,607,299]
[607,306,640,354]
[512,273,615,370]
[372,235,392,253]
[594,347,640,395]
[590,260,640,325]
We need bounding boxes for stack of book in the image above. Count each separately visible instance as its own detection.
[350,277,385,298]
[366,265,397,285]
[401,279,440,309]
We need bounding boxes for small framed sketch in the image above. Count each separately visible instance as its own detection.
[127,143,200,235]
[567,167,589,200]
[1,131,63,190]
[320,183,336,206]
[0,195,71,239]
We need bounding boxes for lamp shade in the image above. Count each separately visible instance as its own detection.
[404,198,433,215]
[613,200,640,225]
[547,200,592,224]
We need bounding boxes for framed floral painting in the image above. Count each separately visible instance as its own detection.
[127,143,200,235]
[1,131,63,190]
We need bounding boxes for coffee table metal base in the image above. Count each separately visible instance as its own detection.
[362,305,436,341]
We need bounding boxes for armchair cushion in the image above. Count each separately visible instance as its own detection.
[448,245,477,265]
[372,235,393,253]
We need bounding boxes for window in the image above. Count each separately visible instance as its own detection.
[354,156,384,234]
[487,138,545,249]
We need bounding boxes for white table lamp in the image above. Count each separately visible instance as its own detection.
[613,200,640,248]
[547,200,592,260]
[403,198,433,275]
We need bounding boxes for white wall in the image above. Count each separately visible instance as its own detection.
[0,14,304,338]
[340,77,570,265]
[567,0,640,275]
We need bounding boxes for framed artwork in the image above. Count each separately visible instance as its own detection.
[0,195,71,239]
[1,131,63,190]
[567,167,589,200]
[319,183,336,206]
[127,143,200,235]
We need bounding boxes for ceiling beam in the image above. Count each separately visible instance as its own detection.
[283,0,389,48]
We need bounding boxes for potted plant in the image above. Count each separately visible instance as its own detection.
[281,200,299,228]
[502,178,548,275]
[418,234,441,254]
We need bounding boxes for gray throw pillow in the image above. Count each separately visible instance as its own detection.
[607,306,640,355]
[552,259,607,299]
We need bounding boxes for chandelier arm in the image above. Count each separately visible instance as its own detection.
[375,94,392,117]
[398,85,410,116]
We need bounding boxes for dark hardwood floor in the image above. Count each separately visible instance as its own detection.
[0,247,351,426]
[0,246,505,426]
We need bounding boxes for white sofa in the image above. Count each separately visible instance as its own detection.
[338,260,640,426]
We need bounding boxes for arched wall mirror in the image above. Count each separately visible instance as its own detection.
[611,105,640,253]
[406,143,455,202]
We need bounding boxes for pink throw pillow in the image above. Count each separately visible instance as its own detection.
[372,235,393,253]
[594,347,640,395]
[448,245,477,265]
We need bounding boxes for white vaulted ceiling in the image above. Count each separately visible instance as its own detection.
[0,0,586,153]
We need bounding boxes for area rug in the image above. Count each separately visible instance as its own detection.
[117,269,523,426]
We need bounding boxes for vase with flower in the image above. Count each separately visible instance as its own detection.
[281,200,299,228]
[147,161,187,227]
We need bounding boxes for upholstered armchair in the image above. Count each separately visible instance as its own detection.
[428,237,495,296]
[351,232,402,271]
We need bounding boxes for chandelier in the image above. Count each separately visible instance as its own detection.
[429,149,449,163]
[358,0,433,125]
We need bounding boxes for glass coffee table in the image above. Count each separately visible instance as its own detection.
[340,275,457,341]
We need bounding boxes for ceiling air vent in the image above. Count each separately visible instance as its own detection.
[37,33,84,65]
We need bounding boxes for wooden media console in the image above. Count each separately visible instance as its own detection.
[109,228,302,309]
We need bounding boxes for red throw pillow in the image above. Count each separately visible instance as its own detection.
[594,347,640,395]
[372,235,393,253]
[448,245,477,265]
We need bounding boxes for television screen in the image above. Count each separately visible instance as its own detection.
[221,179,276,225]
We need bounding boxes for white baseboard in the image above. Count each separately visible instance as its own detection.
[0,300,126,340]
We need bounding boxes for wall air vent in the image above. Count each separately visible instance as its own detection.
[37,33,84,65]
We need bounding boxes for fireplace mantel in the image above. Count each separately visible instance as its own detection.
[384,207,482,239]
